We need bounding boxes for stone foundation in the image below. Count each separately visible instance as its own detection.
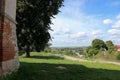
[2,53,19,75]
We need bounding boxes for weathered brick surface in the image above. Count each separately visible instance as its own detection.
[0,67,3,76]
[0,0,19,75]
[2,18,16,61]
[0,17,19,75]
[0,17,2,63]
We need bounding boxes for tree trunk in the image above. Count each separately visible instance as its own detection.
[26,46,30,57]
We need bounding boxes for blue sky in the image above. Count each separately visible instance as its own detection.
[50,0,120,47]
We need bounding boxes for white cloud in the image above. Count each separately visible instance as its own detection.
[50,16,97,35]
[51,28,70,35]
[116,14,120,19]
[70,32,87,39]
[107,20,120,45]
[108,34,120,45]
[108,29,120,35]
[112,20,120,28]
[50,13,102,47]
[103,19,112,25]
[50,0,120,47]
[92,30,103,36]
[92,30,104,39]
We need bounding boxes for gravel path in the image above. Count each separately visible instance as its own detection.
[53,54,120,66]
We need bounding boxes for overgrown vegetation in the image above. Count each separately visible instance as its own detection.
[106,40,116,54]
[116,51,120,60]
[1,52,120,80]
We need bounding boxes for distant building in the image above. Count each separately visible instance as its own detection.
[116,45,120,51]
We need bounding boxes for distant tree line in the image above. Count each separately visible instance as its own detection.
[50,47,86,57]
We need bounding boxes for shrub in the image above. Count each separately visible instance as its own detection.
[107,46,115,54]
[116,51,120,60]
[87,48,99,57]
[64,50,74,56]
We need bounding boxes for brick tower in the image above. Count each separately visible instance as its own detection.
[0,0,19,75]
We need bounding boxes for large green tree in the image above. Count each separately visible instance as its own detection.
[16,0,64,57]
[92,39,106,50]
[86,39,107,57]
[106,40,114,47]
[105,40,115,54]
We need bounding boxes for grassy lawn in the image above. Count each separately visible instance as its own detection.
[1,52,120,80]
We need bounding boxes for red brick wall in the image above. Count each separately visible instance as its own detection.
[0,16,18,75]
[0,16,3,75]
[0,0,19,75]
[0,17,2,63]
[2,17,16,61]
[0,0,5,62]
[0,0,16,61]
[0,17,16,61]
[0,67,3,76]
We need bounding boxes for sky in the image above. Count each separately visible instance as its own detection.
[50,0,120,47]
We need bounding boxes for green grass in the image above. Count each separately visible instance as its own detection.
[1,52,120,80]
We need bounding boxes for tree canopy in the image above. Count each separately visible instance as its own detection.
[106,40,114,47]
[16,0,64,57]
[87,39,107,57]
[86,39,116,57]
[105,40,115,54]
[92,39,106,49]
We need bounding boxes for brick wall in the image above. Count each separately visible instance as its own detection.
[0,0,19,75]
[0,67,3,76]
[2,17,16,61]
[0,14,19,76]
[0,16,2,64]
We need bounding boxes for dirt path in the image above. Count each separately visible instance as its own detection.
[53,54,120,66]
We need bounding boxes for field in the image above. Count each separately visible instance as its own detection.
[1,52,120,80]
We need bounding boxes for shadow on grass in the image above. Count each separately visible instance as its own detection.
[2,62,120,80]
[18,51,25,56]
[29,55,64,60]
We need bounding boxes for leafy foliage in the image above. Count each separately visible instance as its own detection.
[105,40,115,54]
[92,39,106,49]
[87,39,117,59]
[86,46,99,57]
[86,39,107,57]
[116,52,120,60]
[86,46,92,54]
[16,0,64,57]
[106,40,114,47]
